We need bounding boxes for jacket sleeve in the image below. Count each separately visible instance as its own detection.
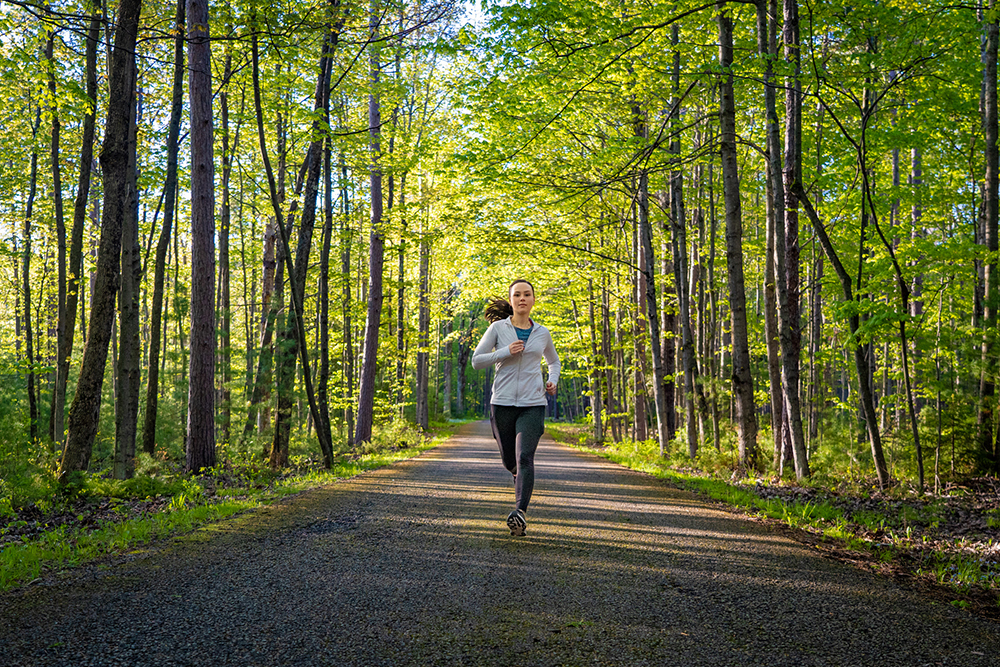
[542,329,560,387]
[471,323,511,370]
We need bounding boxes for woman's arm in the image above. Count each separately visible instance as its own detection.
[542,330,560,388]
[471,323,512,370]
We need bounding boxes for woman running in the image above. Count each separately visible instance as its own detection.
[472,279,560,536]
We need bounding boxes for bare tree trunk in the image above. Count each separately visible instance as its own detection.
[114,62,141,480]
[186,0,217,472]
[588,270,604,443]
[317,138,334,450]
[981,3,1000,472]
[396,177,407,417]
[23,112,41,444]
[142,0,183,456]
[660,225,677,447]
[632,106,670,452]
[216,50,234,445]
[355,2,386,446]
[56,2,100,450]
[60,0,141,479]
[602,277,622,443]
[718,3,759,471]
[632,210,648,442]
[808,97,825,446]
[910,146,923,417]
[758,0,784,471]
[340,155,355,445]
[243,219,277,438]
[415,228,430,430]
[779,0,810,480]
[45,32,67,445]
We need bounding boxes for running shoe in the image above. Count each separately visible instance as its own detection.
[506,509,527,536]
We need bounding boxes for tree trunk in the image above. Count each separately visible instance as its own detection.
[114,60,141,480]
[186,0,217,473]
[632,107,670,452]
[758,0,785,471]
[395,181,408,418]
[794,184,890,488]
[55,2,101,450]
[142,0,183,456]
[243,219,277,438]
[718,3,759,472]
[46,32,67,445]
[340,155,355,446]
[632,208,648,443]
[23,112,41,444]
[808,97,825,446]
[442,295,453,421]
[216,50,233,445]
[980,4,1000,472]
[779,0,810,480]
[60,0,142,480]
[355,3,386,446]
[415,232,430,430]
[588,270,604,443]
[272,34,335,467]
[317,137,334,450]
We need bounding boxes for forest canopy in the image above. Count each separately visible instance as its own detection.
[0,0,998,502]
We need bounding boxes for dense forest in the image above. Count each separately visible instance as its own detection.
[1,0,998,503]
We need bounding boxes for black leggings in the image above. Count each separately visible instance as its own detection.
[490,404,546,512]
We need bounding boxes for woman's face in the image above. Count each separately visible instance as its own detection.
[509,282,535,317]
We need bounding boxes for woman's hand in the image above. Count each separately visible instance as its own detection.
[508,341,525,355]
[545,382,557,396]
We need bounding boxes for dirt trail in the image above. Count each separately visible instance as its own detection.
[1,421,997,666]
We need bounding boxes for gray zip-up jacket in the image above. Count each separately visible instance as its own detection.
[472,317,560,407]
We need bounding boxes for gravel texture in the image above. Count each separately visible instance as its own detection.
[1,420,997,666]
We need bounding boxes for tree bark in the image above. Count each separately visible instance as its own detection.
[633,209,648,443]
[45,32,67,445]
[340,154,355,446]
[355,2,387,446]
[416,229,430,431]
[779,0,810,480]
[114,56,141,480]
[60,0,141,479]
[243,219,277,438]
[588,268,604,443]
[758,0,785,471]
[318,138,334,450]
[718,3,759,472]
[23,111,41,444]
[142,0,183,456]
[216,50,234,445]
[186,0,217,473]
[633,107,670,452]
[980,4,1000,472]
[55,1,101,450]
[272,31,336,467]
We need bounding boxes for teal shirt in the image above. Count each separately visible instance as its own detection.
[515,325,533,343]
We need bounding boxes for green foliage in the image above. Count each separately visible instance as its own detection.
[0,424,456,593]
[357,418,428,456]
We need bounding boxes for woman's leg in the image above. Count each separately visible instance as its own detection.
[490,405,518,477]
[513,406,546,512]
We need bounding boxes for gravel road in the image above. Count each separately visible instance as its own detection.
[1,421,997,666]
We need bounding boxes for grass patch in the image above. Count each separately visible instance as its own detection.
[544,421,1000,610]
[0,420,459,593]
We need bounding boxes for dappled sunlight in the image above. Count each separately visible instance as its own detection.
[4,421,995,667]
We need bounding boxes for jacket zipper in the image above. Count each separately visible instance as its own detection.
[511,318,533,406]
